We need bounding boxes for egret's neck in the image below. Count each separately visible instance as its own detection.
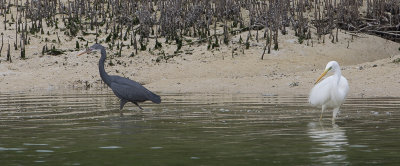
[99,49,112,86]
[334,69,342,85]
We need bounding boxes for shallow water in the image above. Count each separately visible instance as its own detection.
[0,92,399,165]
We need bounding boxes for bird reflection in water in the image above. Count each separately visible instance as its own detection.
[307,122,349,165]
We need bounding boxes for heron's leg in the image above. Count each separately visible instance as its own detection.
[319,105,326,121]
[332,107,340,124]
[120,99,128,110]
[133,102,144,110]
[119,99,128,116]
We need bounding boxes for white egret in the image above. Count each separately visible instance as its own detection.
[309,61,349,124]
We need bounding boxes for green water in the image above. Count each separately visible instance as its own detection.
[0,92,399,165]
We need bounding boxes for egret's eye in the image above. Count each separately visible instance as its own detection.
[328,67,332,71]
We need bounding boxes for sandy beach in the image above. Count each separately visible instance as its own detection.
[1,26,399,97]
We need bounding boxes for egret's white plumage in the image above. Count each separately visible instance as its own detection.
[309,61,349,124]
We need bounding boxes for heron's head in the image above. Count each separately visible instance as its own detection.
[77,44,104,56]
[314,61,340,84]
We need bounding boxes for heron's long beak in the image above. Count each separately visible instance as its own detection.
[77,49,91,56]
[314,69,329,85]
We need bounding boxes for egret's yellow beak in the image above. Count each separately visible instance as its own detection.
[77,49,91,56]
[314,69,329,85]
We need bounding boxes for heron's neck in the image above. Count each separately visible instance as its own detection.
[99,49,112,86]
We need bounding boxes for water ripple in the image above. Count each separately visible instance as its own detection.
[99,146,122,149]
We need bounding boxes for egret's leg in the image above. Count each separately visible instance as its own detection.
[332,107,340,124]
[319,105,326,121]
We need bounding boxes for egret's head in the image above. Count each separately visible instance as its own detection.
[315,61,340,84]
[325,61,340,72]
[77,44,104,56]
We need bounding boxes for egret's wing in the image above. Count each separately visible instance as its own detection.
[309,76,335,106]
[110,76,161,103]
[338,76,349,100]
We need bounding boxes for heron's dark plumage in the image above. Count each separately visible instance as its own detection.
[86,44,161,110]
[109,75,161,104]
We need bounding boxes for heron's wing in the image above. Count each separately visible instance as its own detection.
[308,75,335,106]
[110,76,161,104]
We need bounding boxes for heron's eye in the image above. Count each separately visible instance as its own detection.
[328,67,332,71]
